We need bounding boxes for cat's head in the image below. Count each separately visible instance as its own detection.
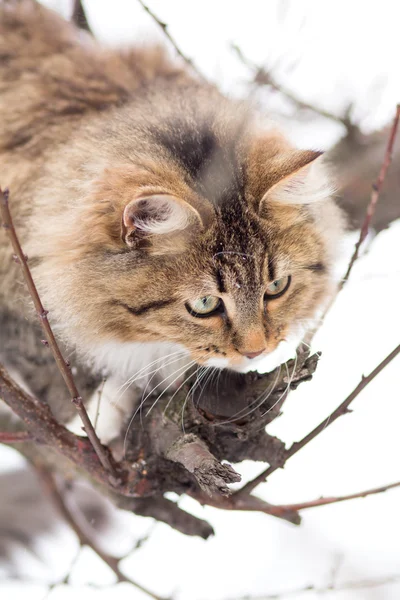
[37,111,344,374]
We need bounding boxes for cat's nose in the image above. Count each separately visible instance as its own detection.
[242,349,265,359]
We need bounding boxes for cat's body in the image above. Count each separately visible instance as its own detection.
[0,1,344,439]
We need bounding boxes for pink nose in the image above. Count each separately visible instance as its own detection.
[242,349,265,359]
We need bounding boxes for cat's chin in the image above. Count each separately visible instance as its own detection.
[203,338,301,375]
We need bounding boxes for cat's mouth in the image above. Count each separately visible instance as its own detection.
[200,338,298,374]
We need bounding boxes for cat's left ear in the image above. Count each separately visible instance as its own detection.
[122,194,203,248]
[260,150,334,208]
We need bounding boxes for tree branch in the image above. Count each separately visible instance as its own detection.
[232,44,356,133]
[0,362,150,497]
[34,461,168,600]
[237,343,400,496]
[273,480,400,513]
[136,0,205,80]
[0,187,117,482]
[0,430,34,443]
[340,104,400,289]
[224,573,400,600]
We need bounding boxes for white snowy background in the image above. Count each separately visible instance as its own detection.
[1,1,400,599]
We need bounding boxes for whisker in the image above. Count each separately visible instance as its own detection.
[163,367,200,425]
[137,357,194,427]
[122,359,196,457]
[115,349,185,397]
[145,360,197,418]
[113,351,186,407]
[217,364,282,426]
[259,350,298,420]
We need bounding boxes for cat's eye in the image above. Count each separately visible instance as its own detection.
[186,295,222,317]
[264,275,291,299]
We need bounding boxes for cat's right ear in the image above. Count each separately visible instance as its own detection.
[122,194,203,248]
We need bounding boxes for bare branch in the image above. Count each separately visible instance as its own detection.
[189,490,301,525]
[35,462,168,600]
[340,104,400,289]
[0,187,117,481]
[0,362,149,497]
[136,0,205,80]
[237,343,400,496]
[232,44,355,132]
[274,480,400,513]
[224,573,400,600]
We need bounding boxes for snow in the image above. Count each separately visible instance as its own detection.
[1,1,400,599]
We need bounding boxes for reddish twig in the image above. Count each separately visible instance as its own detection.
[35,462,168,600]
[340,104,400,289]
[0,362,149,496]
[237,342,400,496]
[0,187,117,481]
[189,490,301,525]
[136,0,205,80]
[0,430,34,443]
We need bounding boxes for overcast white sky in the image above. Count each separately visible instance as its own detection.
[2,1,400,599]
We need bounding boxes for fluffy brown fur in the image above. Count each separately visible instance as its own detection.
[0,1,344,430]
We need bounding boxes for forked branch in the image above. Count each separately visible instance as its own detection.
[238,342,400,496]
[35,461,168,600]
[232,44,355,132]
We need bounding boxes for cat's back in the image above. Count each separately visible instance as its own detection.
[0,0,187,309]
[0,0,186,157]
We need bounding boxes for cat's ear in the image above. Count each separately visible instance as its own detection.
[122,194,202,247]
[260,151,334,208]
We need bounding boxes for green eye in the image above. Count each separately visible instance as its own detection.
[265,275,291,299]
[186,295,222,317]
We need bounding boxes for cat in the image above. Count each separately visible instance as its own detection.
[0,1,344,441]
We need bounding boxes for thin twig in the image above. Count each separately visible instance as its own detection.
[224,573,400,600]
[273,480,400,513]
[35,462,168,600]
[0,187,117,481]
[237,343,400,496]
[41,546,83,600]
[0,430,34,443]
[232,44,355,132]
[340,104,400,289]
[136,0,205,80]
[94,377,106,431]
[0,362,151,497]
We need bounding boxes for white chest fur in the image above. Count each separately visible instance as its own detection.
[69,341,192,444]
